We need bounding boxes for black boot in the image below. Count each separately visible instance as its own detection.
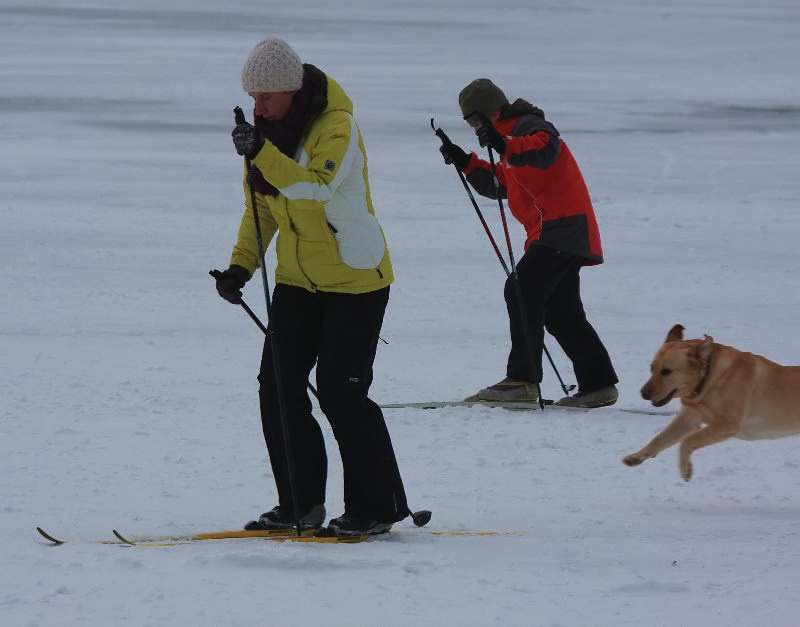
[244,504,326,531]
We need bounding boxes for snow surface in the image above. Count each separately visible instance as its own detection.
[3,0,800,625]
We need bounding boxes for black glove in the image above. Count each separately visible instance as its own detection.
[215,265,251,304]
[231,122,262,160]
[439,137,470,171]
[476,123,506,155]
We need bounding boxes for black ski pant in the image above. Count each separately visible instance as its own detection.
[257,283,408,524]
[505,246,618,392]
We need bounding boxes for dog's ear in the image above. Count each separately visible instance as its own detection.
[665,324,685,343]
[692,334,713,362]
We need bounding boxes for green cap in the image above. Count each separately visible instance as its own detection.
[458,78,509,125]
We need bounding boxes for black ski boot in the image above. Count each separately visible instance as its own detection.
[244,504,326,531]
[319,513,392,537]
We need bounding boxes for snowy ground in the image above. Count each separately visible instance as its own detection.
[3,0,800,625]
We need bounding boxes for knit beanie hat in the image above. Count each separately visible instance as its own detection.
[458,78,509,124]
[241,37,304,93]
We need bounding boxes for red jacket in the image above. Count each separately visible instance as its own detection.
[463,108,603,265]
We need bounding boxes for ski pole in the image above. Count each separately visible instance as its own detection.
[209,269,319,401]
[210,269,268,333]
[234,106,302,535]
[480,136,544,410]
[483,136,574,400]
[431,119,511,276]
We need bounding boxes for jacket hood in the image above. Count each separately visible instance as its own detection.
[310,65,352,118]
[500,98,545,121]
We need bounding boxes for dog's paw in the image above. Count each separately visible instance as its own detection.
[680,460,693,482]
[622,453,645,467]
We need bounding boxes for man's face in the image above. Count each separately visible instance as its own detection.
[466,110,500,131]
[249,90,296,122]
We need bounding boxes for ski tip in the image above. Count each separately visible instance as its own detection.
[36,527,65,545]
[410,509,432,527]
[112,529,136,545]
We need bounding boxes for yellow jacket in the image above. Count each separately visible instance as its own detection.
[230,74,393,294]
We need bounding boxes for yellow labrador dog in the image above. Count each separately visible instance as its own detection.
[623,324,800,481]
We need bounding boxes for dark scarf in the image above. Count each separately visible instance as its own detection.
[247,64,328,196]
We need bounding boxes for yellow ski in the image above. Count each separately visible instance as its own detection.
[37,527,526,547]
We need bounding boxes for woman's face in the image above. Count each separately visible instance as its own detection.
[249,90,296,122]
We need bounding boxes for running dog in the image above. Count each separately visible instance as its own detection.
[623,324,800,481]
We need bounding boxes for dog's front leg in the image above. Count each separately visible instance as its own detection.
[623,410,701,468]
[677,423,738,482]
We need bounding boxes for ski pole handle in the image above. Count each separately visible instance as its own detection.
[210,268,321,401]
[210,268,267,335]
[234,106,246,125]
[430,117,452,145]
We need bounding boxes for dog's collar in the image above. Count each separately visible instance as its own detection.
[689,352,713,399]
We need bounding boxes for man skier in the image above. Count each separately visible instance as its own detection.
[438,78,618,408]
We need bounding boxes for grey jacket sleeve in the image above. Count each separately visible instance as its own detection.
[465,158,507,199]
[505,116,560,170]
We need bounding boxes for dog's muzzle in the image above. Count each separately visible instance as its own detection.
[641,384,676,407]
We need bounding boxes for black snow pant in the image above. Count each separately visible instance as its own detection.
[505,246,618,392]
[257,283,408,524]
